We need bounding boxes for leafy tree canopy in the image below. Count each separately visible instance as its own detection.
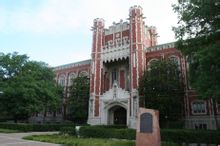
[67,75,89,124]
[139,59,184,122]
[173,0,220,99]
[0,52,61,122]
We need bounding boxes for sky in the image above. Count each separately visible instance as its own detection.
[0,0,178,67]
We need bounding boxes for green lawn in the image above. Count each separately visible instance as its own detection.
[24,134,179,146]
[0,128,20,133]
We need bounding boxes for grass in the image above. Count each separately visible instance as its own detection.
[0,128,20,133]
[24,134,179,146]
[24,134,135,146]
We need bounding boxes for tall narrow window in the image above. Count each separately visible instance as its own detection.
[112,69,118,84]
[58,75,65,87]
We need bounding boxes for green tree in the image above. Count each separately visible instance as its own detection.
[67,75,89,124]
[139,59,184,126]
[0,52,61,122]
[172,0,220,99]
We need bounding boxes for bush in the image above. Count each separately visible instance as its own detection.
[59,126,76,136]
[0,123,74,132]
[79,126,135,140]
[161,129,220,144]
[93,125,127,129]
[79,126,220,144]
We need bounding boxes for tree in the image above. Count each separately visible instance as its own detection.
[172,0,220,100]
[0,52,61,122]
[67,75,89,124]
[139,59,184,125]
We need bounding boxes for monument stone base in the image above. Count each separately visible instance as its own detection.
[136,108,161,146]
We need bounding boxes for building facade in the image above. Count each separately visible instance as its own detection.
[54,6,220,129]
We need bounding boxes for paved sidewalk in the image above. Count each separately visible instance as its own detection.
[0,132,61,146]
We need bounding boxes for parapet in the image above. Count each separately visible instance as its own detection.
[105,20,129,35]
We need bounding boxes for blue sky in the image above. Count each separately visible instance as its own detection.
[0,0,178,66]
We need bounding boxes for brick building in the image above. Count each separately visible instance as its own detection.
[53,6,220,129]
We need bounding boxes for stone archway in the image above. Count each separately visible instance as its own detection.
[108,106,127,125]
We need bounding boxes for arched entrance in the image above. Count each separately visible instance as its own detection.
[108,106,127,125]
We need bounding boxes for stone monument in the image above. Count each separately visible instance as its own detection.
[136,108,161,146]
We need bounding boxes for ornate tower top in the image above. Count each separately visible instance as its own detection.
[93,18,105,28]
[129,5,143,16]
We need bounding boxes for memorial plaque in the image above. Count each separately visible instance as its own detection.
[140,113,153,133]
[136,108,161,146]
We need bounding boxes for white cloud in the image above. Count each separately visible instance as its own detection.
[0,0,178,43]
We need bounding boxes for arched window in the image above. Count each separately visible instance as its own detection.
[79,71,89,78]
[58,75,66,87]
[147,58,159,70]
[191,100,207,114]
[68,73,76,86]
[169,56,180,67]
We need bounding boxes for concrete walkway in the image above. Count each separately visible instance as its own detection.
[0,132,61,146]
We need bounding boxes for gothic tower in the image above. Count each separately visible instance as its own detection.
[129,6,146,119]
[88,18,105,124]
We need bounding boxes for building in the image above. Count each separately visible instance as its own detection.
[54,6,220,129]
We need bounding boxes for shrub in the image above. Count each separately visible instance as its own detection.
[161,129,220,144]
[79,126,220,144]
[0,123,74,132]
[79,126,135,140]
[59,126,76,136]
[93,125,128,129]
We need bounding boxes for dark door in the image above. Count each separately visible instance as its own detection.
[114,107,126,125]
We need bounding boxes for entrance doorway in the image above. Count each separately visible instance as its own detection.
[108,106,127,125]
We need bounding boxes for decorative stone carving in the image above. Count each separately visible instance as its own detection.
[101,83,130,101]
[102,44,130,63]
[113,81,118,100]
[133,96,138,117]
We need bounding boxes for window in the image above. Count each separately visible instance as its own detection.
[191,100,207,114]
[112,69,118,84]
[79,71,88,77]
[68,73,76,86]
[169,56,180,69]
[147,58,159,70]
[195,123,207,130]
[58,75,65,87]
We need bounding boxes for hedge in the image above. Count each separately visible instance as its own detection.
[91,125,127,129]
[79,126,220,144]
[0,123,75,132]
[161,129,220,144]
[79,126,135,140]
[59,126,76,136]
